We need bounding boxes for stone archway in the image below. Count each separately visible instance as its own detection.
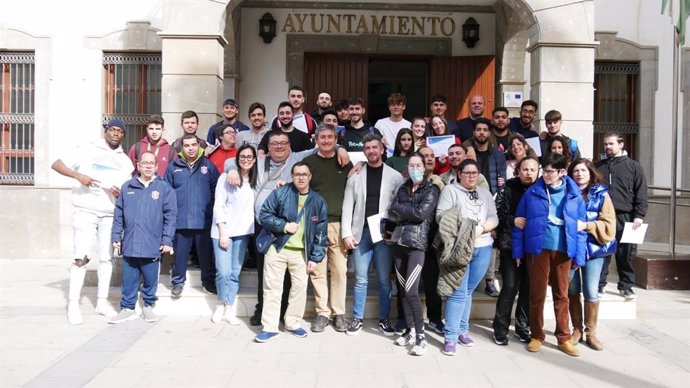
[496,0,597,157]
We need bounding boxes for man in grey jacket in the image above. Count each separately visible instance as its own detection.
[341,133,404,336]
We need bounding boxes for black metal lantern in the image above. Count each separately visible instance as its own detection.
[462,17,480,48]
[259,12,277,44]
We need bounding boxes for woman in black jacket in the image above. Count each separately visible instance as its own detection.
[492,156,539,345]
[387,154,440,356]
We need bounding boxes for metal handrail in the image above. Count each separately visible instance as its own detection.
[648,185,690,194]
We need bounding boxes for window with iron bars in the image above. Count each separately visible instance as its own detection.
[0,52,35,185]
[102,53,161,152]
[593,61,639,161]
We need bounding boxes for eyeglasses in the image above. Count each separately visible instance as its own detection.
[138,161,156,167]
[269,141,289,147]
[543,168,561,175]
[520,109,536,115]
[238,155,255,160]
[461,171,479,177]
[292,173,310,179]
[222,130,236,135]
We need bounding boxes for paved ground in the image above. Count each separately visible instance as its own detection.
[1,259,689,388]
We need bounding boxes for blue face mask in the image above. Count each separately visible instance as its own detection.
[409,169,424,184]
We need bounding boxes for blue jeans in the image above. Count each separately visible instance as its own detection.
[213,235,250,305]
[352,228,392,320]
[444,246,493,342]
[120,256,160,310]
[570,257,604,302]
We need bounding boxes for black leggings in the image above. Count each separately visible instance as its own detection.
[394,245,425,334]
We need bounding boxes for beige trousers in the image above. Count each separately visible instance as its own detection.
[310,222,348,317]
[261,245,308,332]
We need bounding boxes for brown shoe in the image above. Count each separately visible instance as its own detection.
[585,301,604,351]
[569,294,583,345]
[558,341,580,357]
[527,338,542,352]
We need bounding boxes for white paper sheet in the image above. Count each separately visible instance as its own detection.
[367,213,383,243]
[427,135,456,157]
[348,152,368,166]
[620,222,648,244]
[526,137,542,157]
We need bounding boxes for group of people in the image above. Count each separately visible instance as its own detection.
[51,86,648,358]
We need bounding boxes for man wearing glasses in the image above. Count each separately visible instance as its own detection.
[51,119,134,324]
[110,152,177,324]
[224,131,350,326]
[254,162,328,342]
[509,100,540,139]
[208,123,238,173]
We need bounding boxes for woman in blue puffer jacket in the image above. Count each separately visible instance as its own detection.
[567,158,616,351]
[512,153,586,357]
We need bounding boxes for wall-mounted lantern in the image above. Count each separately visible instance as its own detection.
[462,17,480,48]
[259,12,277,44]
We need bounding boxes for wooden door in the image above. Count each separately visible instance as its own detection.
[429,56,495,120]
[304,53,369,116]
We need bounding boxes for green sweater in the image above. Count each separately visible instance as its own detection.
[303,153,353,222]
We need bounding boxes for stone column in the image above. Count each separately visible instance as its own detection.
[526,0,597,158]
[159,0,230,141]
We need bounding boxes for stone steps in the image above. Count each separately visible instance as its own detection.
[94,268,636,320]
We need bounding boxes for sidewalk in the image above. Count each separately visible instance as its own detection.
[1,258,688,387]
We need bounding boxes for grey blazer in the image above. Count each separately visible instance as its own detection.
[341,164,404,243]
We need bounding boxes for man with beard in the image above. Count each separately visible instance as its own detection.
[270,86,318,136]
[339,97,381,152]
[472,118,507,297]
[258,101,313,155]
[311,91,333,123]
[236,102,270,150]
[439,143,490,190]
[207,99,250,146]
[596,133,647,300]
[509,100,539,139]
[455,95,486,142]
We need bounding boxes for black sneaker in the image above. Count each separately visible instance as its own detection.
[311,315,329,333]
[171,284,183,299]
[620,288,636,300]
[485,279,499,297]
[346,318,363,336]
[514,331,530,343]
[427,320,444,334]
[378,319,395,337]
[493,334,508,346]
[203,284,217,295]
[249,309,262,326]
[333,315,347,332]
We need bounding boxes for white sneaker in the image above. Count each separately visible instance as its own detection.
[108,308,138,324]
[211,305,224,323]
[141,305,158,323]
[67,301,83,325]
[94,299,117,318]
[224,304,241,326]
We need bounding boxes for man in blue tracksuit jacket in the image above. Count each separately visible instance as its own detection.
[164,134,220,297]
[110,151,177,324]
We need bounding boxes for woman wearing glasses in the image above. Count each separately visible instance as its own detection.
[387,154,440,356]
[512,153,586,356]
[436,159,498,356]
[210,144,258,324]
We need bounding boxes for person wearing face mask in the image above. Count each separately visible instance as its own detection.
[512,153,586,357]
[492,156,539,346]
[435,159,498,355]
[387,154,440,356]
